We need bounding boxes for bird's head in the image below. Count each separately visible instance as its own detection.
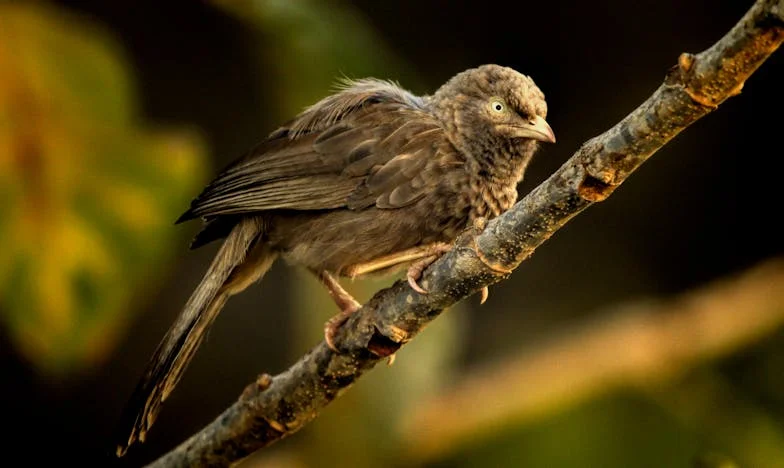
[431,64,555,158]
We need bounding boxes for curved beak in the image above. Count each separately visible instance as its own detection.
[517,115,556,143]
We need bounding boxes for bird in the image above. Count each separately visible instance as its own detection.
[114,64,555,456]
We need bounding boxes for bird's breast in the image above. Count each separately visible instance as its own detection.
[464,178,518,223]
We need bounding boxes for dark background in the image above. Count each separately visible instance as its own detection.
[2,1,782,466]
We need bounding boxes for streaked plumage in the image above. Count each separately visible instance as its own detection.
[115,64,554,456]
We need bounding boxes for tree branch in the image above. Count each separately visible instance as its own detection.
[149,1,784,466]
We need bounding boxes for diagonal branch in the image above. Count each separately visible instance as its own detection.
[149,1,784,466]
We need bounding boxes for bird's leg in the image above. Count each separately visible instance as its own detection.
[344,243,453,278]
[339,243,450,364]
[313,270,361,351]
[406,242,453,294]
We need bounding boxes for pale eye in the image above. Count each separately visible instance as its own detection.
[490,100,505,113]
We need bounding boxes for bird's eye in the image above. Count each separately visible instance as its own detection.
[490,100,505,113]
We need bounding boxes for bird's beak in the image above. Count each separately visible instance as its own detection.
[517,115,556,143]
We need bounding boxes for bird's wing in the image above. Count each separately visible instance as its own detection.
[177,79,455,222]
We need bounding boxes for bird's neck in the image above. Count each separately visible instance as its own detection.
[467,138,538,184]
[462,139,539,222]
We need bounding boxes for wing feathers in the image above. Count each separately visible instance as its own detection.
[288,77,425,137]
[180,79,452,224]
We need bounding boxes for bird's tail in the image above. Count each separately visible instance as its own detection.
[115,217,275,457]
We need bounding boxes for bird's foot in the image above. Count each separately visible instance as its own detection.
[314,270,362,351]
[463,218,491,304]
[406,243,452,294]
[324,302,360,351]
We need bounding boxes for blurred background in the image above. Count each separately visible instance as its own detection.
[1,1,783,467]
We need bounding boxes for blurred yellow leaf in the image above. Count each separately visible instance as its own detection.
[0,4,208,373]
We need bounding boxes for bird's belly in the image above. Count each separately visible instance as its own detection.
[268,204,468,276]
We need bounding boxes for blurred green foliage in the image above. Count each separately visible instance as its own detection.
[0,3,208,373]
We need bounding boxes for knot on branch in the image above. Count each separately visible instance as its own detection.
[241,373,273,401]
[575,139,621,200]
[474,244,515,275]
[578,173,616,202]
[667,53,724,108]
[465,218,516,275]
[367,326,403,357]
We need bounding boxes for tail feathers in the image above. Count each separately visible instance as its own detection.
[115,217,274,457]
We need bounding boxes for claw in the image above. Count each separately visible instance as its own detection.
[406,243,453,295]
[480,286,489,304]
[407,267,431,294]
[324,303,359,351]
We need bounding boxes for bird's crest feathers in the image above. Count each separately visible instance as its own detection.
[287,77,424,138]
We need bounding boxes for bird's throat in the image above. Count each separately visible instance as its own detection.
[465,140,538,222]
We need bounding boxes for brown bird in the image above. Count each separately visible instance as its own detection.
[115,64,555,456]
